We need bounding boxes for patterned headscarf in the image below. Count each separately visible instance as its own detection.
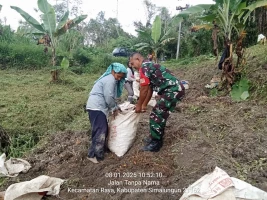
[95,63,127,97]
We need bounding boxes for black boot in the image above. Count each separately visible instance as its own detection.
[141,139,163,152]
[143,136,153,144]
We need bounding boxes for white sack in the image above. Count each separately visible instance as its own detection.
[0,153,31,177]
[133,71,140,99]
[4,175,64,200]
[108,102,141,157]
[180,166,267,200]
[257,34,266,42]
[147,92,158,107]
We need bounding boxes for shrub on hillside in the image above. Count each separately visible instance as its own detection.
[73,48,92,66]
[0,42,51,69]
[70,53,128,74]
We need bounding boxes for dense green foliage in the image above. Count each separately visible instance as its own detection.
[0,25,51,69]
[1,0,266,70]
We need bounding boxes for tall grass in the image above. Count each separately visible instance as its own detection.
[0,69,98,157]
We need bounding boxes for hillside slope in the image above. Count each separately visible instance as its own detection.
[0,44,267,199]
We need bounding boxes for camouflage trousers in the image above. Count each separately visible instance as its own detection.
[150,86,185,140]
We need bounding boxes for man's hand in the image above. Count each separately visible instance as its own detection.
[135,104,142,113]
[141,105,147,112]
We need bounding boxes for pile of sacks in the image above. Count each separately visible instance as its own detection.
[0,153,64,200]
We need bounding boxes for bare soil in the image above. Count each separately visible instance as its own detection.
[1,64,267,200]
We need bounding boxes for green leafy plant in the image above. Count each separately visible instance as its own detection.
[178,0,267,91]
[60,57,69,81]
[0,40,50,69]
[11,0,87,81]
[210,88,218,97]
[230,78,250,101]
[134,15,175,62]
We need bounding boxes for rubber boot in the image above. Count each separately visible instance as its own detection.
[143,136,153,144]
[141,139,163,152]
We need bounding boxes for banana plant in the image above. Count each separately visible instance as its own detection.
[11,0,87,81]
[134,15,175,62]
[179,0,267,39]
[178,0,267,92]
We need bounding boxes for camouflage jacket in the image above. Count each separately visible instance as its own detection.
[141,61,182,94]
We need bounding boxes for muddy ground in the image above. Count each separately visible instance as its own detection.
[1,63,267,200]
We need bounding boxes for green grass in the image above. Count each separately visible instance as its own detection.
[164,54,216,69]
[0,69,102,157]
[1,44,267,157]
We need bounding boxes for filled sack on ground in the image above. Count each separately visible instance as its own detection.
[108,102,141,157]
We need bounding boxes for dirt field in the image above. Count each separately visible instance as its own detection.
[1,61,267,200]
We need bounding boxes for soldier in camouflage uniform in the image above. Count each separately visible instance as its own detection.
[130,53,185,152]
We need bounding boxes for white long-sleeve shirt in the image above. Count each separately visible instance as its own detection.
[126,68,135,82]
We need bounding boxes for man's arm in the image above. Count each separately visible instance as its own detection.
[142,86,153,109]
[136,65,151,113]
[135,85,149,113]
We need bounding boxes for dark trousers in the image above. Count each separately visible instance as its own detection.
[87,110,108,160]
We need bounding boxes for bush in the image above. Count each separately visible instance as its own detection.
[0,42,51,69]
[73,48,92,66]
[0,25,51,69]
[70,53,128,74]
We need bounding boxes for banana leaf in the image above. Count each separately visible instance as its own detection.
[54,15,87,37]
[242,0,267,23]
[170,16,183,27]
[160,38,175,45]
[197,14,217,22]
[70,15,87,28]
[243,0,267,11]
[18,28,44,37]
[57,11,69,30]
[136,45,151,52]
[151,15,161,44]
[61,57,69,70]
[160,29,172,41]
[179,4,213,16]
[236,1,246,15]
[10,6,45,32]
[134,42,150,48]
[135,29,152,40]
[38,0,56,36]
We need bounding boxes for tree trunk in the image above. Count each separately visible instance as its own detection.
[51,47,60,82]
[52,47,56,67]
[221,38,235,92]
